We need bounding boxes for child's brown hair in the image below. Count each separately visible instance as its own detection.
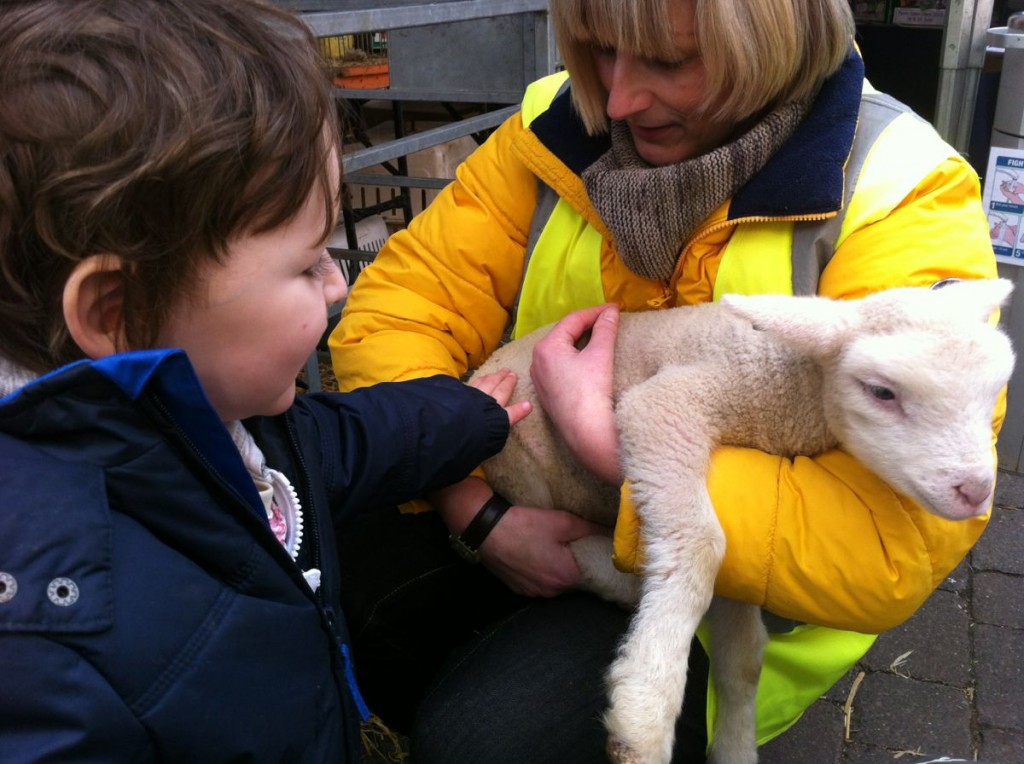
[0,0,341,374]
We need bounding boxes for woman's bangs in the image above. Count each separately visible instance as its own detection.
[567,0,678,59]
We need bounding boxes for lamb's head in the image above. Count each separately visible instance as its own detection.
[722,279,1016,520]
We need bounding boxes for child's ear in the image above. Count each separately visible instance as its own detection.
[63,255,127,359]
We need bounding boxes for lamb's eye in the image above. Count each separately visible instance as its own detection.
[867,384,895,401]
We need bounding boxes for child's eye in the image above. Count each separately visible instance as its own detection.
[305,251,337,279]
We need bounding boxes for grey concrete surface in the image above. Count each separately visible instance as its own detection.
[760,468,1024,764]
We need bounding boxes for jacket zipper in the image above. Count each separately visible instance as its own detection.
[283,414,323,602]
[145,394,318,593]
[146,393,363,719]
[283,412,371,720]
[688,210,839,247]
[658,210,843,301]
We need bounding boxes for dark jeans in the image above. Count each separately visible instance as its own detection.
[338,507,708,764]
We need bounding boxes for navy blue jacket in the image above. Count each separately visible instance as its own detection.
[0,349,509,762]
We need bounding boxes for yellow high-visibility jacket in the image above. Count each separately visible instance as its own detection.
[331,51,1002,743]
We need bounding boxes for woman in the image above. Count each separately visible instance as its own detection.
[330,0,1002,761]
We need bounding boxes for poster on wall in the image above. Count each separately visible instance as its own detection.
[981,146,1024,266]
[891,0,946,26]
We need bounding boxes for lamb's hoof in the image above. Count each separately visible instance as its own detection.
[606,736,645,764]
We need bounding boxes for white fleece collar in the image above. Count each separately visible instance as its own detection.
[225,420,320,593]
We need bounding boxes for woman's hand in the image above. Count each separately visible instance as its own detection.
[531,304,623,484]
[480,503,612,597]
[467,368,533,427]
[430,476,610,598]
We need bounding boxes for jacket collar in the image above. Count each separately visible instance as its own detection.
[2,349,264,521]
[730,51,862,219]
[529,50,864,220]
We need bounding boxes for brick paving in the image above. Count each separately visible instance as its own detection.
[760,469,1024,764]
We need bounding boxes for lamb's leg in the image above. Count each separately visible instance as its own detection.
[705,597,766,764]
[570,535,641,608]
[603,369,726,764]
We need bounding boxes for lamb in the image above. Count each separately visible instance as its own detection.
[472,278,1016,764]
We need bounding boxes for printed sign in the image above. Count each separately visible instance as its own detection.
[981,147,1024,266]
[891,0,946,26]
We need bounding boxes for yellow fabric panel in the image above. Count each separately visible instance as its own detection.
[671,203,733,306]
[330,111,537,390]
[513,198,608,338]
[696,621,877,746]
[611,483,642,571]
[819,156,997,300]
[520,70,570,126]
[599,238,669,310]
[712,222,795,301]
[836,112,963,251]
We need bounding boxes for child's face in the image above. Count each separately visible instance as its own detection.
[156,174,347,422]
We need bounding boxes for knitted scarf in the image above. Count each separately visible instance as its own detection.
[581,98,812,282]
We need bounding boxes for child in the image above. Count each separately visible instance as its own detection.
[0,1,529,761]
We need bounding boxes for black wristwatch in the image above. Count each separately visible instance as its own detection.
[449,492,512,563]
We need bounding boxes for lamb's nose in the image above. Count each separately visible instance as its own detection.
[956,474,994,510]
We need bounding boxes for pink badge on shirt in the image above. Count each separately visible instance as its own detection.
[268,501,288,545]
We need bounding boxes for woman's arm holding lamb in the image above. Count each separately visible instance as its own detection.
[329,115,536,392]
[759,153,1002,631]
[712,446,991,632]
[611,438,995,634]
[431,475,609,597]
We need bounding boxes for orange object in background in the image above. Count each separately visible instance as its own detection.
[334,62,390,89]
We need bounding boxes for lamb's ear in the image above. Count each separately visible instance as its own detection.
[719,292,859,356]
[931,278,1014,322]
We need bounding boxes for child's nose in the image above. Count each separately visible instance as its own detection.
[323,255,348,306]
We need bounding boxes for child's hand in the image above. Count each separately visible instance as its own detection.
[468,368,532,427]
[531,304,622,484]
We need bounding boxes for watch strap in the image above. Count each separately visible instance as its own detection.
[449,492,512,563]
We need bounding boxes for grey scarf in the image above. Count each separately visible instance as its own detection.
[582,99,811,282]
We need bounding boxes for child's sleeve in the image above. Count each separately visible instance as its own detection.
[298,375,509,520]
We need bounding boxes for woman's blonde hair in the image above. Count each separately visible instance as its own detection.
[551,0,855,134]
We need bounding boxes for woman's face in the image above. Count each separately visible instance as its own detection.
[592,0,740,166]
